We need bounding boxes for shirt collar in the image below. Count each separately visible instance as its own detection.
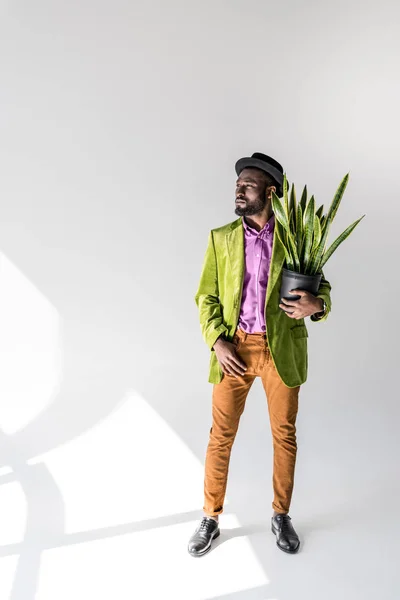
[242,212,275,234]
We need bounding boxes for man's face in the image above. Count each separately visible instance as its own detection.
[234,168,276,217]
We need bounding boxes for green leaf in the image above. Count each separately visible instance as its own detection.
[299,185,307,213]
[320,214,366,270]
[275,218,293,269]
[296,201,303,255]
[313,214,322,250]
[283,173,289,219]
[286,228,301,272]
[311,215,321,259]
[289,182,297,221]
[315,204,324,219]
[271,191,290,232]
[326,173,350,224]
[302,194,315,269]
[289,207,294,231]
[308,215,332,274]
[296,203,303,263]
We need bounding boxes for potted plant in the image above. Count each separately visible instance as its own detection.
[270,172,365,303]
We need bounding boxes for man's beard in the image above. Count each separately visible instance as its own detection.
[234,196,266,217]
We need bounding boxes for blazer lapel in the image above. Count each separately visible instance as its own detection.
[266,222,285,305]
[226,220,244,307]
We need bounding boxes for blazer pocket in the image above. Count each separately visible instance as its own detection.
[290,324,309,339]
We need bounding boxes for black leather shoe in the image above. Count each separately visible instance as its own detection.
[271,513,300,553]
[188,516,220,557]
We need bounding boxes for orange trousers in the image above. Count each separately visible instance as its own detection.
[204,327,301,516]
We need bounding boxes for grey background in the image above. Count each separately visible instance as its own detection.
[0,0,399,598]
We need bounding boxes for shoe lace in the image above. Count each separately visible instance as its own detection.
[199,517,216,533]
[277,514,292,533]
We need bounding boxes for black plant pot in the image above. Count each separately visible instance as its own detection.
[279,267,322,313]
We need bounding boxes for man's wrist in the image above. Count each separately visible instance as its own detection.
[315,298,326,315]
[213,333,226,349]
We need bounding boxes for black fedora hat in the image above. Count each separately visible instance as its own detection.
[235,152,288,197]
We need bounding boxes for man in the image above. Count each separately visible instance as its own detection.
[188,152,332,557]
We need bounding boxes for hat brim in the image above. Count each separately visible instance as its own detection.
[235,157,288,196]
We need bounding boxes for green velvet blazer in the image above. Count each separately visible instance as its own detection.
[194,216,332,387]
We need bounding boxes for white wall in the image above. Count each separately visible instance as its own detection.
[0,1,399,599]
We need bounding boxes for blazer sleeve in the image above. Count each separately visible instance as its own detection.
[310,268,332,323]
[194,230,228,350]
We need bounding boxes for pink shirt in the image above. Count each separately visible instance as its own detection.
[237,212,275,333]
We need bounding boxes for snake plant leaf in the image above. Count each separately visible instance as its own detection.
[296,202,303,254]
[299,237,305,268]
[326,172,349,224]
[290,200,297,232]
[315,204,324,219]
[271,191,290,232]
[320,208,331,241]
[319,214,366,270]
[312,214,322,254]
[305,247,317,275]
[283,173,289,218]
[303,194,314,227]
[304,216,321,274]
[289,183,296,220]
[299,216,307,267]
[308,214,332,274]
[275,218,294,270]
[286,228,301,272]
[272,188,300,271]
[299,185,307,213]
[302,194,315,268]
